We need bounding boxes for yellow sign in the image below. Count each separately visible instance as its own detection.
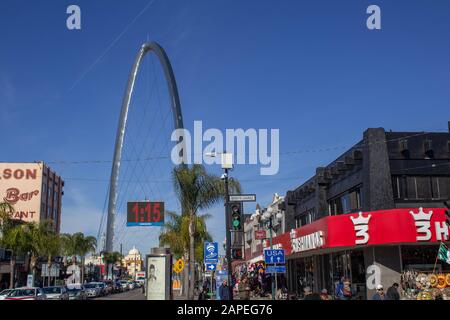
[172,279,181,289]
[173,259,185,274]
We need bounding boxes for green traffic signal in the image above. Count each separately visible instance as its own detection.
[230,203,242,230]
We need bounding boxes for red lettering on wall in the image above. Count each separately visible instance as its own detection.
[3,169,12,179]
[1,168,38,180]
[3,188,40,204]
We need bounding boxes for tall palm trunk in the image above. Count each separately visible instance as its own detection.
[9,255,15,289]
[81,257,85,284]
[30,255,37,287]
[48,257,52,287]
[188,212,195,300]
[182,251,189,297]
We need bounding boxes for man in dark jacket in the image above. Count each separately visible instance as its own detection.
[219,280,231,300]
[385,283,400,300]
[303,286,321,300]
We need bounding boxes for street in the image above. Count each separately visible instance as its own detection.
[94,288,145,300]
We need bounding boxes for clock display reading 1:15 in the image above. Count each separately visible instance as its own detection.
[127,201,164,227]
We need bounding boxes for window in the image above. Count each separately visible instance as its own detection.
[392,176,450,200]
[328,187,362,215]
[295,209,315,227]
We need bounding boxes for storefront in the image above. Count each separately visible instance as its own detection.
[266,207,450,299]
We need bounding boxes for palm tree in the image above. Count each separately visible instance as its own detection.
[77,235,97,283]
[102,251,123,279]
[60,232,96,283]
[25,220,57,287]
[171,164,241,299]
[60,233,77,265]
[159,211,213,261]
[0,204,30,289]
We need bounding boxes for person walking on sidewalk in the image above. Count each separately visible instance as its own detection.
[238,277,251,300]
[372,284,386,300]
[386,283,400,300]
[219,280,231,300]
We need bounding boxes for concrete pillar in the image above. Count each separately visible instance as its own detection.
[364,246,402,299]
[362,128,395,211]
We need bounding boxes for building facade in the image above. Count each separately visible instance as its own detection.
[122,247,143,278]
[0,162,64,231]
[0,162,64,288]
[243,194,286,264]
[281,125,450,299]
[242,124,450,299]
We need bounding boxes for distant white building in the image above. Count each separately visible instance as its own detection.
[244,193,285,264]
[122,247,143,278]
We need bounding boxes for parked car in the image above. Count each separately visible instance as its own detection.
[83,283,102,298]
[119,280,129,291]
[67,284,87,300]
[112,280,123,293]
[127,281,136,290]
[42,286,69,300]
[95,282,110,296]
[4,287,47,300]
[0,289,13,300]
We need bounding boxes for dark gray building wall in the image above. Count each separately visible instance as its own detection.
[361,128,395,211]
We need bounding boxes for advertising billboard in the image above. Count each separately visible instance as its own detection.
[146,254,171,300]
[0,163,42,223]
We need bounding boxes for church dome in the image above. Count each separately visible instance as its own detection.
[128,246,140,256]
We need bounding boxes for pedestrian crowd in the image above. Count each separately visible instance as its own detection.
[199,273,401,301]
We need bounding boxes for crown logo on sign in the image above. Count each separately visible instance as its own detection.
[350,212,372,225]
[290,229,297,239]
[409,207,433,221]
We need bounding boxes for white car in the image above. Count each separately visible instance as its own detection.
[0,289,13,300]
[127,281,135,290]
[3,287,47,300]
[42,286,69,300]
[83,283,102,298]
[119,280,129,291]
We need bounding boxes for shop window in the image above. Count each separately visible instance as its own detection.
[392,176,449,200]
[295,209,315,227]
[401,245,450,272]
[328,187,362,215]
[416,176,432,199]
[294,257,315,296]
[437,176,450,198]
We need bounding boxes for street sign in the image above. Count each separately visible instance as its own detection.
[228,194,256,202]
[204,242,219,263]
[255,230,266,240]
[205,263,216,271]
[27,274,34,287]
[173,259,185,274]
[264,249,285,264]
[266,265,286,274]
[127,201,164,226]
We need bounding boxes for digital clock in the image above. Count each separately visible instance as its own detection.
[126,201,164,227]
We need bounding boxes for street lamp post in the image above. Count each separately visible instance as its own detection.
[205,151,234,300]
[261,207,282,301]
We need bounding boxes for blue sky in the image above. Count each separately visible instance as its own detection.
[1,0,449,255]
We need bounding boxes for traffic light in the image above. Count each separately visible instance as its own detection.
[230,202,243,231]
[231,248,243,260]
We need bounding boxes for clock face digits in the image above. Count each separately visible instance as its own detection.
[127,202,165,226]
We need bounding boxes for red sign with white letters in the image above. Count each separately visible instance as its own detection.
[255,230,266,240]
[266,208,449,257]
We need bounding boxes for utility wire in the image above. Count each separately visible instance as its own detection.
[44,129,448,166]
